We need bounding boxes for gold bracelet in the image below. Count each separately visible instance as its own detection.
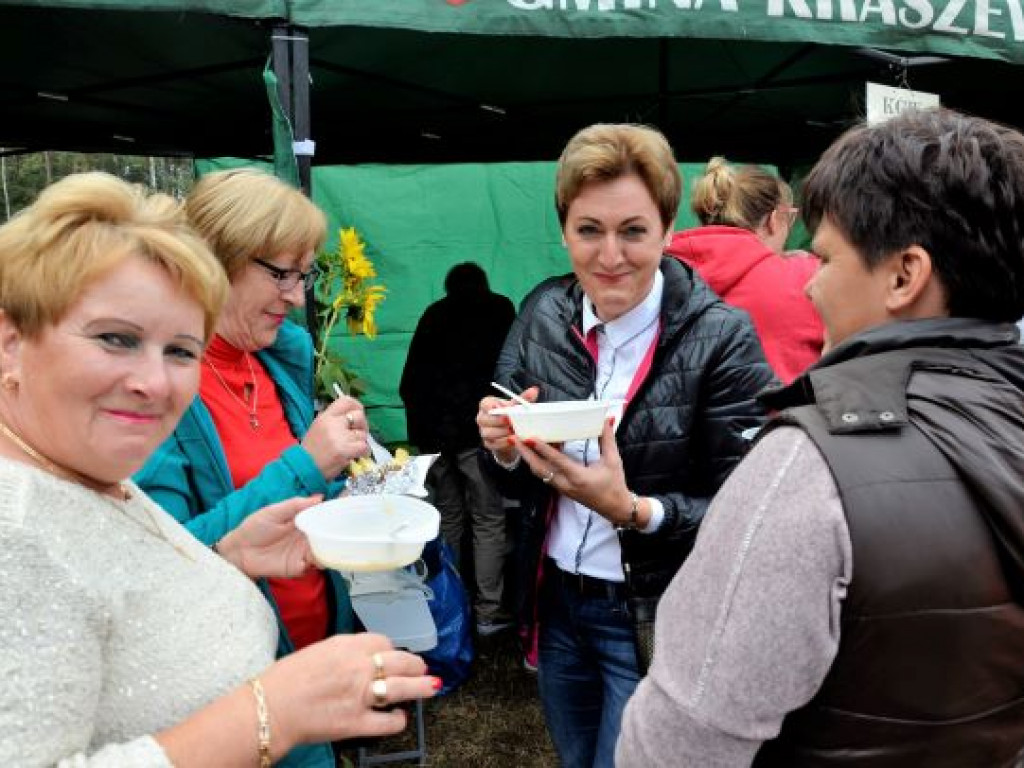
[249,678,272,768]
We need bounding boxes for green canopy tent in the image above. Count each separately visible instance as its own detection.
[3,0,1023,439]
[3,0,1024,166]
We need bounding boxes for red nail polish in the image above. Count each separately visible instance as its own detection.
[607,417,615,426]
[524,439,536,448]
[430,676,443,691]
[507,435,516,445]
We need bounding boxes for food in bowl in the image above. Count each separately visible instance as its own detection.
[295,494,440,572]
[490,399,624,443]
[346,447,411,479]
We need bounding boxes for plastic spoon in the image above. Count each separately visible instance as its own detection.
[490,381,533,408]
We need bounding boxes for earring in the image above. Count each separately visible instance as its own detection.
[1,372,17,391]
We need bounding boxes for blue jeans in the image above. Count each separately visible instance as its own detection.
[537,569,640,768]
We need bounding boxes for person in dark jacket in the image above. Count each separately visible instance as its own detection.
[476,123,774,768]
[619,107,1024,768]
[400,262,515,634]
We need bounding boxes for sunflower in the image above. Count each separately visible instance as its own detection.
[340,227,377,281]
[360,284,388,339]
[314,226,389,398]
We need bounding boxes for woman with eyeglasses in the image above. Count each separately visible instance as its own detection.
[135,170,370,767]
[0,172,438,768]
[666,157,824,383]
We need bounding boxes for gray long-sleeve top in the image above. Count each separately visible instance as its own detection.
[616,426,852,767]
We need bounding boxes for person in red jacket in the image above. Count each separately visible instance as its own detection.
[667,158,823,382]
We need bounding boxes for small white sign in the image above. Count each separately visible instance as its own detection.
[866,82,940,125]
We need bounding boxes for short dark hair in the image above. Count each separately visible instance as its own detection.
[802,107,1024,322]
[444,261,489,297]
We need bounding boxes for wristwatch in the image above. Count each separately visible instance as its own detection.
[618,492,640,531]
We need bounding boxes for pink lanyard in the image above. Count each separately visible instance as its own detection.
[572,320,661,409]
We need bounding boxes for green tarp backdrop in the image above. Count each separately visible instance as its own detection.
[200,157,716,443]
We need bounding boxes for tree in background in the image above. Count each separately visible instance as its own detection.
[0,151,193,220]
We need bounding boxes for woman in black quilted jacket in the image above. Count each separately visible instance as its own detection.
[476,123,776,768]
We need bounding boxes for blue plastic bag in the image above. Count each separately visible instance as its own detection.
[418,536,474,695]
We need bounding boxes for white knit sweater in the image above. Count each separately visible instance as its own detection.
[0,458,278,767]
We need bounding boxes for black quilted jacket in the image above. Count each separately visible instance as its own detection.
[491,257,776,610]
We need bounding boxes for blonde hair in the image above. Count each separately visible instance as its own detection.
[0,172,227,340]
[185,168,327,279]
[691,157,793,230]
[555,124,681,230]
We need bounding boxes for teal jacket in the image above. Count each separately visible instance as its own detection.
[135,322,352,768]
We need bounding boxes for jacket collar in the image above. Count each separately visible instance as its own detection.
[582,269,663,347]
[254,320,315,434]
[760,318,1019,433]
[562,257,723,348]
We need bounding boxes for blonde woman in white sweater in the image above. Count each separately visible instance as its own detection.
[0,172,438,768]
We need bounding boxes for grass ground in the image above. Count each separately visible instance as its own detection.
[340,629,558,767]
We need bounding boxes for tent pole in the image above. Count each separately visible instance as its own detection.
[658,39,669,128]
[292,31,312,199]
[272,24,318,338]
[291,29,318,341]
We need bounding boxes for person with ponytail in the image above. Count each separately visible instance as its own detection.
[666,158,823,383]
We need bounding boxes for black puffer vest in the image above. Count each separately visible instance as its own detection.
[754,319,1024,768]
[492,258,774,621]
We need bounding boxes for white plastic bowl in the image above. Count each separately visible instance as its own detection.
[491,399,624,443]
[295,495,440,572]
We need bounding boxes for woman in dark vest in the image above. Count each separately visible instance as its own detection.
[618,108,1024,767]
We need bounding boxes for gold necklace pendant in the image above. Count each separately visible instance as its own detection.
[204,353,260,431]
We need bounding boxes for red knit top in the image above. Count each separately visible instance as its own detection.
[201,335,329,649]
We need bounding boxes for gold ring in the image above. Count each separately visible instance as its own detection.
[372,652,385,680]
[371,678,388,709]
[541,470,555,484]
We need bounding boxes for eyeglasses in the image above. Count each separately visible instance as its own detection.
[252,257,318,292]
[780,206,800,227]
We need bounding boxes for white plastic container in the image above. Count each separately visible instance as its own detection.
[351,591,437,652]
[295,495,440,572]
[490,399,624,442]
[348,568,438,651]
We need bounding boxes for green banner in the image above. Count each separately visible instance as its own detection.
[6,0,1021,64]
[0,0,286,16]
[291,0,1024,64]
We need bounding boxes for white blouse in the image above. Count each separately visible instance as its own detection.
[0,458,278,767]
